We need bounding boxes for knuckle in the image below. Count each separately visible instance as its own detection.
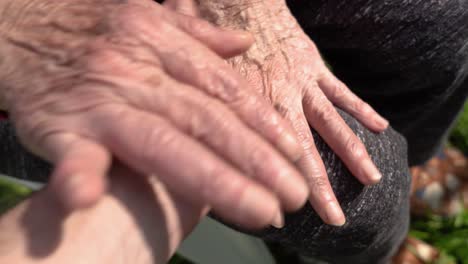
[306,170,328,191]
[300,135,316,153]
[140,123,177,161]
[191,99,233,139]
[330,82,347,100]
[184,102,209,138]
[294,123,316,150]
[202,164,241,200]
[300,152,327,186]
[250,147,281,183]
[273,101,292,117]
[189,18,213,35]
[213,69,246,104]
[345,136,366,159]
[354,101,372,115]
[315,103,336,123]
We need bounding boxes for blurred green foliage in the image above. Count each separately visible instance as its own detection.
[409,101,468,264]
[410,212,468,264]
[0,177,32,214]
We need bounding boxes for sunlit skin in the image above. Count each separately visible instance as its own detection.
[0,0,387,234]
[179,0,389,225]
[0,165,206,264]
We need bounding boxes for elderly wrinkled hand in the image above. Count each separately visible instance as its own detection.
[197,0,389,226]
[0,0,312,229]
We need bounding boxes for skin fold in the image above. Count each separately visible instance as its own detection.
[0,0,309,229]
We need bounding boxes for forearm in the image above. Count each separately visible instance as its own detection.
[0,167,203,264]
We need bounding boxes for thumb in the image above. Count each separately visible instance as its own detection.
[162,9,254,58]
[46,133,111,211]
[141,1,254,58]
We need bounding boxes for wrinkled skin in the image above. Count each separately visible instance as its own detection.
[196,0,390,225]
[0,0,313,229]
[0,0,390,229]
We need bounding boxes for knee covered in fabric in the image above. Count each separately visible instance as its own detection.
[232,110,411,263]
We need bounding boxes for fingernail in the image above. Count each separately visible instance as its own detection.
[326,202,346,226]
[362,159,382,184]
[375,116,389,129]
[278,132,303,162]
[271,211,285,229]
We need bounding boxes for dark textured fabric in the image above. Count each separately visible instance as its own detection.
[286,0,468,166]
[0,121,51,182]
[223,110,411,264]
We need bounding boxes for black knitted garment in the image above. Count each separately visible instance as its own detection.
[286,0,468,166]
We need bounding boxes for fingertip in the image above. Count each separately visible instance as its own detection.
[360,159,383,185]
[52,171,107,211]
[230,30,255,45]
[375,116,389,131]
[278,171,309,212]
[215,30,254,57]
[271,210,285,229]
[236,185,281,230]
[69,174,107,209]
[359,104,388,132]
[325,201,346,227]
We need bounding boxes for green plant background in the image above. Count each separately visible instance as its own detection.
[2,103,468,264]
